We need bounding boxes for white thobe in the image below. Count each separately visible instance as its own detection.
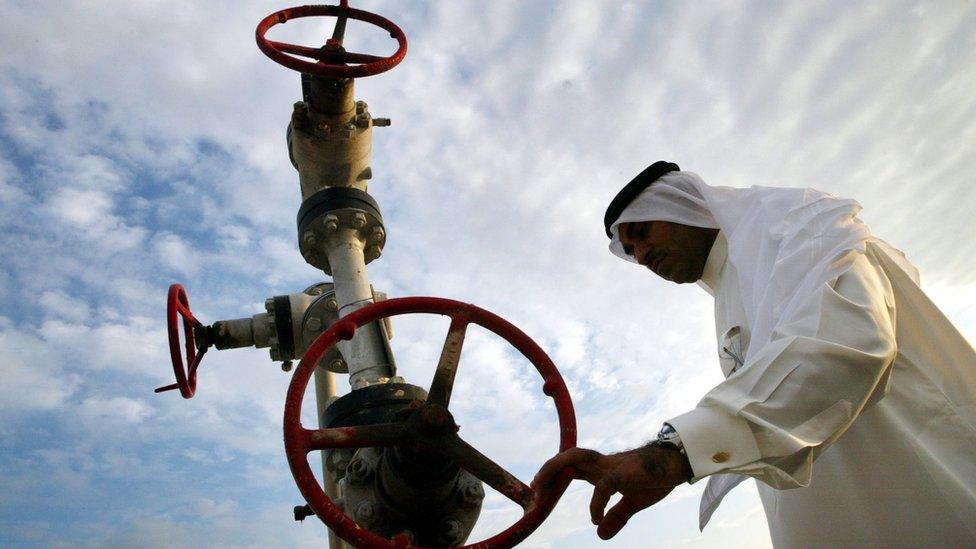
[668,233,976,547]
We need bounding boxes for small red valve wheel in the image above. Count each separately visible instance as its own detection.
[284,297,577,549]
[255,3,408,78]
[155,284,208,399]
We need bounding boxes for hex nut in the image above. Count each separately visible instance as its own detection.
[352,212,367,229]
[329,450,350,473]
[355,501,375,523]
[346,457,372,484]
[369,226,385,244]
[351,378,371,390]
[438,519,463,545]
[460,482,485,508]
[324,214,339,232]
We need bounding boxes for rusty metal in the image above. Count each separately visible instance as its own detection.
[155,284,209,398]
[283,297,578,548]
[427,315,470,408]
[255,5,408,79]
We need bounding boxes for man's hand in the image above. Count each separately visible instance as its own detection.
[531,443,693,540]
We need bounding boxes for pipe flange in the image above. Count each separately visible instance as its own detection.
[300,284,346,372]
[297,187,386,274]
[265,296,296,362]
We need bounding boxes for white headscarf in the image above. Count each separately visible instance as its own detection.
[609,170,875,367]
[608,173,719,258]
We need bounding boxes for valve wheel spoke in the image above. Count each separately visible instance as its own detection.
[267,40,327,60]
[268,41,386,65]
[443,433,534,509]
[173,297,196,324]
[330,0,348,44]
[427,314,470,408]
[328,51,385,64]
[304,422,409,451]
[187,346,207,379]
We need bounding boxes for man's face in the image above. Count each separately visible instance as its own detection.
[617,221,718,283]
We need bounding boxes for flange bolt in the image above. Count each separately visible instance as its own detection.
[291,102,309,130]
[329,450,350,474]
[352,212,367,229]
[460,481,485,509]
[355,501,376,524]
[324,214,339,233]
[306,317,322,332]
[346,456,372,484]
[437,519,463,546]
[369,226,385,244]
[366,245,383,261]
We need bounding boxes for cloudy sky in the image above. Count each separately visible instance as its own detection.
[2,0,974,547]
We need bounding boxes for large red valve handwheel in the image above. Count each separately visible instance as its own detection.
[284,297,577,549]
[155,284,208,399]
[256,3,408,78]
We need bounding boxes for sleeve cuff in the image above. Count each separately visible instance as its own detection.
[667,406,762,480]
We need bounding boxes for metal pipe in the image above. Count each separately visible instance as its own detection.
[313,366,347,549]
[324,228,393,387]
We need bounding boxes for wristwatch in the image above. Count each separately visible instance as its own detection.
[656,423,686,455]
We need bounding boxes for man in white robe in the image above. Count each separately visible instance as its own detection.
[533,162,976,547]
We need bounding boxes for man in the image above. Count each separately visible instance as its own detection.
[532,162,976,546]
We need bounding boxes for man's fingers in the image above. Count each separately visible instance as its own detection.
[532,448,602,489]
[597,496,640,540]
[588,473,618,525]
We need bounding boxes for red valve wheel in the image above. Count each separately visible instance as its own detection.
[284,297,577,549]
[256,4,408,79]
[155,283,208,399]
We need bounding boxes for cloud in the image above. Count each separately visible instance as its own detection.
[0,317,81,414]
[77,396,153,426]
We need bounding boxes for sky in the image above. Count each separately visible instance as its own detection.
[1,0,974,547]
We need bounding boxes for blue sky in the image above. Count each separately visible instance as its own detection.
[1,1,974,547]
